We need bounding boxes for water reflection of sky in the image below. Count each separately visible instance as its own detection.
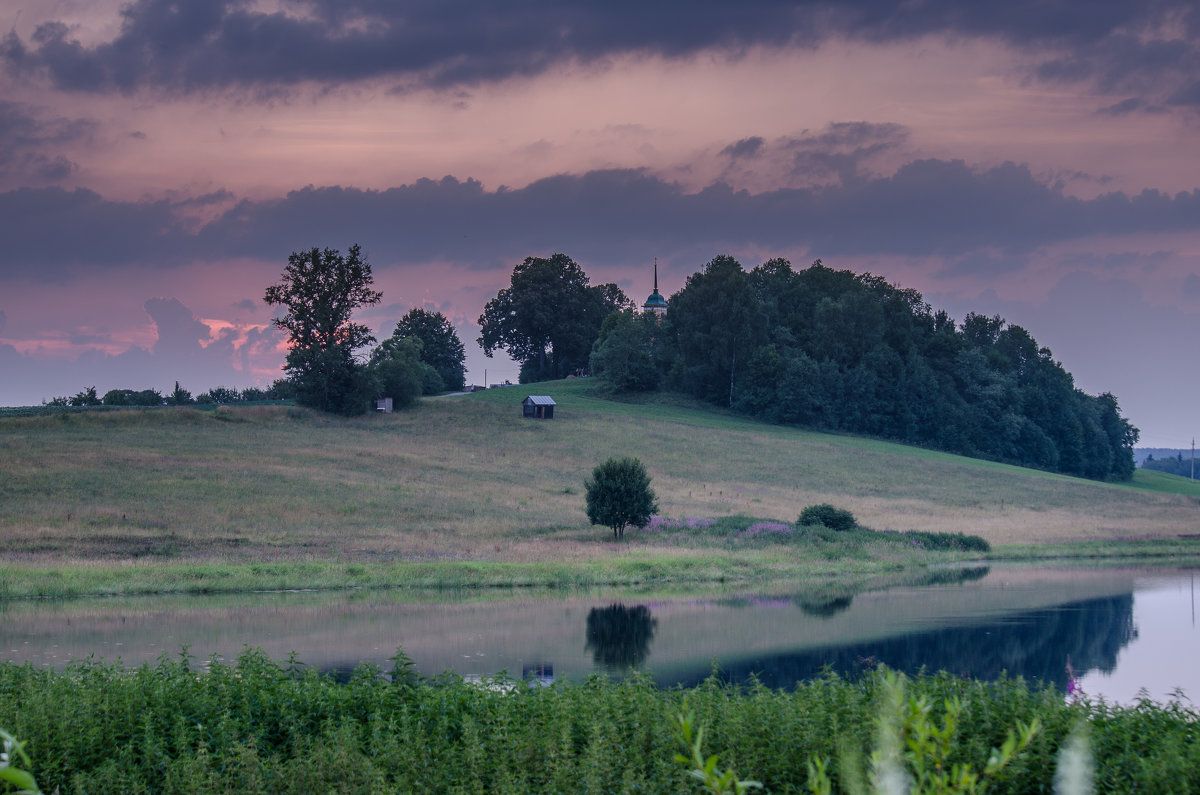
[1078,574,1199,706]
[2,566,1198,707]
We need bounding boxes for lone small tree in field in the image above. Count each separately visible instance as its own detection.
[585,456,658,541]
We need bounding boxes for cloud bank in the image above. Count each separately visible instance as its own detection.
[3,160,1197,279]
[5,0,1198,110]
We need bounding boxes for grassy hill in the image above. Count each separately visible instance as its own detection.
[2,379,1198,597]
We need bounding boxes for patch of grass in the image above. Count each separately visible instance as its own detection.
[4,383,1200,596]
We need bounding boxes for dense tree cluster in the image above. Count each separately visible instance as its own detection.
[264,244,382,415]
[478,253,632,382]
[45,245,468,417]
[44,380,296,408]
[264,243,466,414]
[1142,452,1197,479]
[593,256,1138,481]
[381,308,467,393]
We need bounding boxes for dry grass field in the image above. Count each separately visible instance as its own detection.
[2,379,1198,596]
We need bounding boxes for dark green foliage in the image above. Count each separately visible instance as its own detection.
[203,386,239,404]
[798,503,857,531]
[266,378,296,400]
[666,257,1139,481]
[386,308,467,391]
[478,253,632,382]
[1142,453,1198,479]
[899,530,992,553]
[263,244,382,415]
[590,309,663,393]
[68,386,101,407]
[3,655,1199,794]
[585,456,659,540]
[367,336,425,409]
[168,381,192,405]
[101,388,162,406]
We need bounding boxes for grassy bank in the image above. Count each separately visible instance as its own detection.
[3,381,1199,597]
[2,651,1197,794]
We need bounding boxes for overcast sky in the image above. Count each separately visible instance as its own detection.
[1,0,1198,446]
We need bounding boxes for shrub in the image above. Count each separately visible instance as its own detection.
[585,456,659,540]
[798,503,857,531]
[900,530,991,553]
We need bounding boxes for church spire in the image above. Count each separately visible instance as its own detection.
[642,258,668,316]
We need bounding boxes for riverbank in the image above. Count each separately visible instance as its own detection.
[3,537,1200,600]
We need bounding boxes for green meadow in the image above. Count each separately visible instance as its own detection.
[2,379,1199,598]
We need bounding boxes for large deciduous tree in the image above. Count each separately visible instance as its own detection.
[264,244,382,415]
[478,254,631,383]
[386,308,467,392]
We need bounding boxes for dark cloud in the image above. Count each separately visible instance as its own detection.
[0,187,188,275]
[232,298,257,311]
[1183,272,1200,298]
[720,137,766,160]
[144,297,211,357]
[783,121,908,184]
[5,0,1197,110]
[3,159,1198,279]
[0,101,95,184]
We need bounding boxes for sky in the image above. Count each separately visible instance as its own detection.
[1,0,1198,446]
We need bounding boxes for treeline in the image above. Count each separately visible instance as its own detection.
[45,381,296,408]
[1142,452,1197,478]
[263,245,468,415]
[589,256,1138,481]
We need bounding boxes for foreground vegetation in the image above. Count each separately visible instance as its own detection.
[2,379,1199,597]
[2,651,1197,793]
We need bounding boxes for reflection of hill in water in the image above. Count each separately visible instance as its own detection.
[673,593,1136,691]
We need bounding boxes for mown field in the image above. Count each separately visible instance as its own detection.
[2,379,1199,597]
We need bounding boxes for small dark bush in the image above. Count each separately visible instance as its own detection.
[900,530,991,553]
[797,503,857,531]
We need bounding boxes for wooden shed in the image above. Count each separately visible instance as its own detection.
[522,395,556,419]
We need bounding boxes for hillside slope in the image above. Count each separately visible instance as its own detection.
[2,380,1198,572]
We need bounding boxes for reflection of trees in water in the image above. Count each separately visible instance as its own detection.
[794,567,993,619]
[586,604,657,670]
[673,593,1136,692]
[797,595,854,618]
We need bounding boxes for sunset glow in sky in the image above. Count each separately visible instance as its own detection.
[2,0,1199,445]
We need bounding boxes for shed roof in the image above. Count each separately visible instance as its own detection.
[523,395,557,405]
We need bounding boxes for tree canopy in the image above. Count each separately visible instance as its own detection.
[590,255,1139,481]
[478,254,632,382]
[263,244,382,415]
[584,456,659,540]
[385,308,466,392]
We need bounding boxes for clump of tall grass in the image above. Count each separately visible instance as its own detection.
[1,651,1197,793]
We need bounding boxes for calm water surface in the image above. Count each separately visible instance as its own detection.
[2,565,1197,705]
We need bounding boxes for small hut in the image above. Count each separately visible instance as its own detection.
[522,395,556,419]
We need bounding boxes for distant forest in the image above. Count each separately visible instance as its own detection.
[591,256,1139,481]
[1141,451,1198,479]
